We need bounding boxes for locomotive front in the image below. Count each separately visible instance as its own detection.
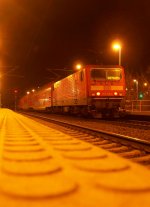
[87,65,126,117]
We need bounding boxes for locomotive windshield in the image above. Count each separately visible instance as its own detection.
[91,68,121,80]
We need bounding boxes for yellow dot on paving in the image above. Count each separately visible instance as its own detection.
[4,141,39,146]
[5,138,35,142]
[3,151,52,161]
[3,145,44,152]
[43,137,73,141]
[95,170,150,193]
[53,145,92,151]
[74,157,130,173]
[0,173,78,198]
[1,159,62,176]
[62,150,107,160]
[49,140,81,146]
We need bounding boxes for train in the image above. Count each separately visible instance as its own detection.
[19,65,126,118]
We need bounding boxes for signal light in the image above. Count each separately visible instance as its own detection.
[96,92,100,96]
[14,90,18,94]
[114,92,118,96]
[139,92,144,99]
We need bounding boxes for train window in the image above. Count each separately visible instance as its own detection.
[91,69,105,80]
[107,70,121,80]
[91,69,122,80]
[80,71,84,81]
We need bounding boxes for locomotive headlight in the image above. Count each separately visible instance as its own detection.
[96,92,101,96]
[114,92,118,96]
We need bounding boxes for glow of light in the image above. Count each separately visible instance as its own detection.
[112,43,121,51]
[76,64,82,70]
[32,89,35,92]
[144,82,148,87]
[44,98,49,101]
[27,91,30,95]
[96,92,100,96]
[55,80,60,88]
[133,79,138,83]
[114,92,118,96]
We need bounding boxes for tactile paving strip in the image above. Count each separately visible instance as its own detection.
[0,109,150,207]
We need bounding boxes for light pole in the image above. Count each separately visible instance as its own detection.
[0,73,2,108]
[14,90,18,111]
[133,79,138,100]
[26,91,30,108]
[112,43,122,66]
[0,66,21,109]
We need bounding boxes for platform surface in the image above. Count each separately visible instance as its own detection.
[0,108,150,207]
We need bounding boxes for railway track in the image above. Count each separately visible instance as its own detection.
[103,119,150,130]
[20,112,150,168]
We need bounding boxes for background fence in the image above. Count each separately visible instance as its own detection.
[125,100,150,112]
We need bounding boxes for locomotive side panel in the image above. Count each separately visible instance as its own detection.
[53,69,87,107]
[19,93,34,110]
[19,96,29,110]
[19,83,52,110]
[33,86,52,110]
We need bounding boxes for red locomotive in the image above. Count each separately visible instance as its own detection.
[19,65,126,117]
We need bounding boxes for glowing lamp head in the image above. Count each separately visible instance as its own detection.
[114,92,118,96]
[112,43,121,51]
[76,64,82,70]
[14,90,18,94]
[96,92,101,96]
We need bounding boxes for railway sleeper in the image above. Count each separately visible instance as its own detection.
[75,136,96,140]
[91,139,110,144]
[98,142,120,149]
[108,146,130,153]
[118,150,146,158]
[131,154,150,164]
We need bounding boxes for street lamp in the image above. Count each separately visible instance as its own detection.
[0,73,2,108]
[76,64,82,70]
[133,79,138,100]
[144,82,148,87]
[112,43,122,66]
